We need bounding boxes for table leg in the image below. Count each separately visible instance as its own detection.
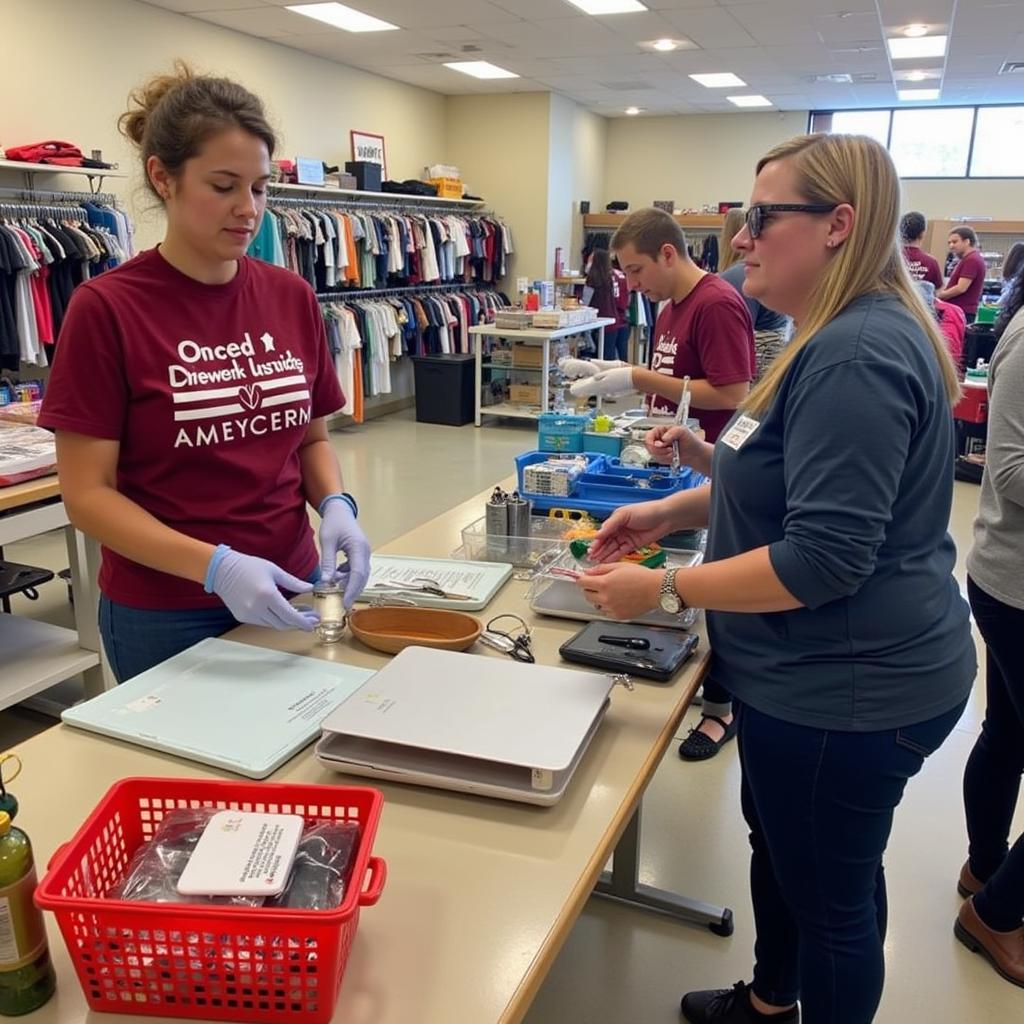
[593,802,734,936]
[475,334,483,427]
[64,524,114,696]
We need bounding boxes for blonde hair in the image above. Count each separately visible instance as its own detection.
[718,208,746,271]
[743,134,961,417]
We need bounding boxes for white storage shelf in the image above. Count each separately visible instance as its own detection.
[470,320,615,425]
[0,615,101,712]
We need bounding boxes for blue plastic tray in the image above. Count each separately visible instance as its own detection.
[515,451,706,517]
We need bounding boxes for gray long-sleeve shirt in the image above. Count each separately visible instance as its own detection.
[706,293,975,731]
[967,307,1024,609]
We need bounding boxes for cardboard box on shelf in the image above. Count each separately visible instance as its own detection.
[509,384,541,405]
[512,343,545,368]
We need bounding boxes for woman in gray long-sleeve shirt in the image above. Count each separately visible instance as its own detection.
[956,277,1024,986]
[578,134,975,1024]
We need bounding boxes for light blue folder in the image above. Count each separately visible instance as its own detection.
[61,638,373,779]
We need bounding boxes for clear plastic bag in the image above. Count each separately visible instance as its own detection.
[106,810,362,911]
[267,821,361,911]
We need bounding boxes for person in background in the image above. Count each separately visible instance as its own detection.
[562,209,755,760]
[998,241,1024,307]
[938,226,987,323]
[582,248,630,361]
[719,207,792,382]
[900,210,943,289]
[956,267,1024,989]
[562,208,755,444]
[576,133,973,1024]
[38,64,371,683]
[917,281,967,369]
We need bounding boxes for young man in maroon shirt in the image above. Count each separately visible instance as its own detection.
[938,226,988,323]
[564,207,755,444]
[900,211,942,289]
[561,207,755,760]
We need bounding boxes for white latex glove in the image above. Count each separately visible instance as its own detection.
[569,366,635,398]
[558,357,626,380]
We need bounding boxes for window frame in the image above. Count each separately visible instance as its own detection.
[808,103,1024,180]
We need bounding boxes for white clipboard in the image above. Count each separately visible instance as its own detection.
[357,555,512,611]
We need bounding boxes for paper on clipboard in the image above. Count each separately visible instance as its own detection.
[358,555,512,611]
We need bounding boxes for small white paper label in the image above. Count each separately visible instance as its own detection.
[720,415,761,451]
[531,768,554,791]
[176,811,304,897]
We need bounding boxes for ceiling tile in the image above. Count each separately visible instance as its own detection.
[192,6,306,37]
[661,7,758,49]
[140,0,262,11]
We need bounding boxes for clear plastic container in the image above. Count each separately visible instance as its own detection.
[312,581,347,644]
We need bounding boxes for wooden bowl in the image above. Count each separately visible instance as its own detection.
[347,606,483,655]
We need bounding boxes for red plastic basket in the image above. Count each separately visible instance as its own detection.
[36,777,385,1023]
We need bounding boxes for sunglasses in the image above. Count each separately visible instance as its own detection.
[745,203,839,239]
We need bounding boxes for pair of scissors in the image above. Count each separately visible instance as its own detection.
[363,577,473,600]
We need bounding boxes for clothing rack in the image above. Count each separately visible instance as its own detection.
[316,281,495,302]
[0,186,119,206]
[266,192,496,218]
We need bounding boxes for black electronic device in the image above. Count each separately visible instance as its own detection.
[580,200,591,214]
[559,621,698,682]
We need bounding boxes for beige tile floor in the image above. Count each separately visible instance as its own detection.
[2,406,1021,1022]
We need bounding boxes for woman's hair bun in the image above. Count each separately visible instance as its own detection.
[119,60,196,148]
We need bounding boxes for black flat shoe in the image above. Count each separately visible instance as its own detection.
[678,714,738,761]
[681,981,799,1023]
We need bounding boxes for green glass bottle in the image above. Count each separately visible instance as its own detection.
[0,811,55,1015]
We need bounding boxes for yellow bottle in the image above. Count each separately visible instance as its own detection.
[0,811,55,1015]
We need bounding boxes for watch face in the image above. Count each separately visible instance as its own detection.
[660,593,681,613]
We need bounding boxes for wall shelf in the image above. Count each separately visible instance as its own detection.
[0,158,125,194]
[269,181,485,208]
[584,212,724,230]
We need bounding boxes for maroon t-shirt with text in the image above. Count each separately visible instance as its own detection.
[39,250,345,609]
[902,245,943,289]
[946,249,987,315]
[648,274,755,441]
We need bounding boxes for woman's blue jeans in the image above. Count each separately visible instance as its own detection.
[739,697,966,1022]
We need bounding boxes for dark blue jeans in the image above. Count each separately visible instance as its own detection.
[739,697,966,1022]
[602,325,630,362]
[964,576,1024,931]
[100,597,240,683]
[99,570,319,683]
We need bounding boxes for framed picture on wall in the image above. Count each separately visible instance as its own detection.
[350,130,388,178]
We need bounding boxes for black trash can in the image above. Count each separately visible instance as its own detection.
[412,354,476,426]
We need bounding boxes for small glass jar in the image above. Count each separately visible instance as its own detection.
[312,580,347,644]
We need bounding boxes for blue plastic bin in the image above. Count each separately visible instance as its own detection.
[538,413,589,453]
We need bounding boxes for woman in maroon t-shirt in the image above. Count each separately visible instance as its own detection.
[39,66,370,682]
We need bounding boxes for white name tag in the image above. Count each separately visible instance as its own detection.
[720,415,761,451]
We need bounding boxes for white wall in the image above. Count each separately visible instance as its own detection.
[604,111,1024,223]
[0,0,446,249]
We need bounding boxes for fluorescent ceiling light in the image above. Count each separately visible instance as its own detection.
[903,24,929,37]
[625,106,642,115]
[443,61,519,79]
[898,88,940,100]
[690,72,746,88]
[565,0,647,14]
[653,38,679,51]
[888,35,947,59]
[285,3,398,32]
[904,70,929,81]
[728,94,772,107]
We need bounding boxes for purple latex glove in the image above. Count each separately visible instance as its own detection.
[319,496,371,608]
[205,545,318,631]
